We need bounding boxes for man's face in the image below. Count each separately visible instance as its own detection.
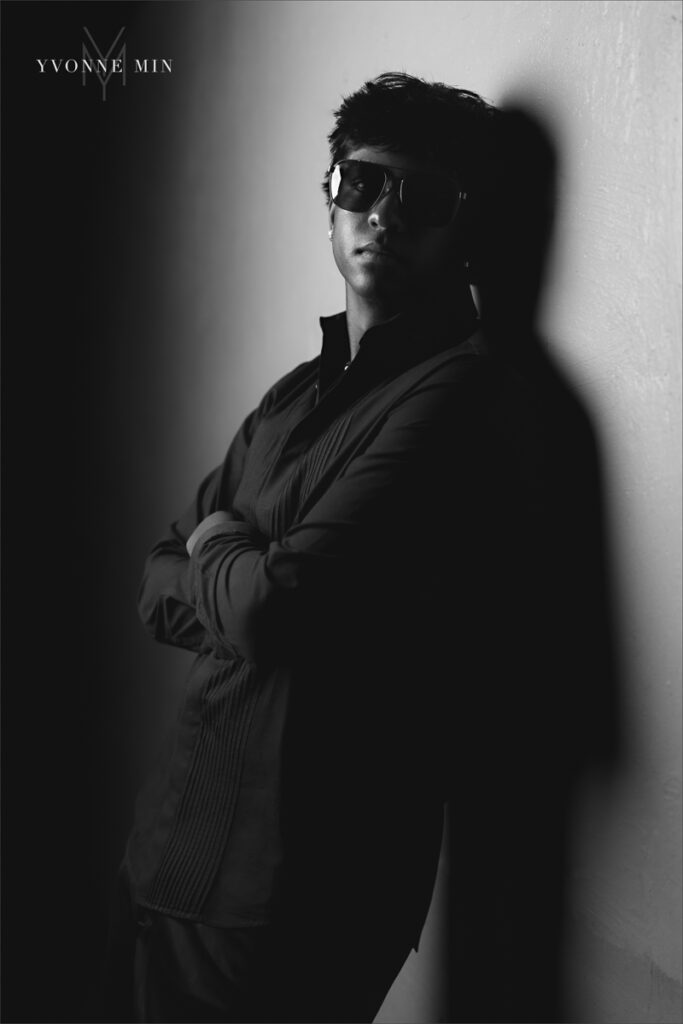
[329,145,462,309]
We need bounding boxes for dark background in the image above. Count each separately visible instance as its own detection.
[2,5,204,1020]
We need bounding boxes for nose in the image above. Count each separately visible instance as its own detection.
[368,183,405,231]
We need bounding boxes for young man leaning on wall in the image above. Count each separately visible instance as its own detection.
[98,72,557,1024]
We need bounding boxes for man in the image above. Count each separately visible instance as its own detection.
[112,72,543,1023]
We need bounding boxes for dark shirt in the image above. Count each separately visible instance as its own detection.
[125,289,543,943]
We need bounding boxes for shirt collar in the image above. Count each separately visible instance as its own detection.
[318,281,480,398]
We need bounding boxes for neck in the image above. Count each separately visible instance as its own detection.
[345,287,402,359]
[345,271,474,357]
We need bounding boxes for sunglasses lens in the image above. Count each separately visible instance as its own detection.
[404,173,460,228]
[330,161,386,212]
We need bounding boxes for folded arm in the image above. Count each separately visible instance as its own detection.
[187,371,492,667]
[137,407,262,656]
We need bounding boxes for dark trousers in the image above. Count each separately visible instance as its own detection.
[94,868,414,1023]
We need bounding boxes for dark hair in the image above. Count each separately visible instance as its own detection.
[322,71,500,205]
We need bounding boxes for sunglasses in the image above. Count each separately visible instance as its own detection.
[329,159,466,228]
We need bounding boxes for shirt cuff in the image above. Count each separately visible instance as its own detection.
[186,511,234,555]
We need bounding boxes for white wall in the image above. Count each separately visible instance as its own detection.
[146,3,681,1020]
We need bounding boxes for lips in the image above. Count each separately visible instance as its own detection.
[357,243,403,263]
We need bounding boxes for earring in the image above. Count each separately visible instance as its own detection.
[327,228,333,240]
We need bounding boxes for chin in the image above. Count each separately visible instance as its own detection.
[352,268,409,302]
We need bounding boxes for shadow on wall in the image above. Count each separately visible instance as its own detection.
[442,100,626,1024]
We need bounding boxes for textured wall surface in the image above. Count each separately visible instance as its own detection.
[132,2,681,1021]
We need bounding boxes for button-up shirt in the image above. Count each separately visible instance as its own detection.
[125,290,540,942]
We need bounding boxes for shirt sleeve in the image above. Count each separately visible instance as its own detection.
[137,408,260,656]
[187,367,505,667]
[136,358,318,657]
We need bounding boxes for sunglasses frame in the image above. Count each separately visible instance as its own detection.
[328,158,467,228]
